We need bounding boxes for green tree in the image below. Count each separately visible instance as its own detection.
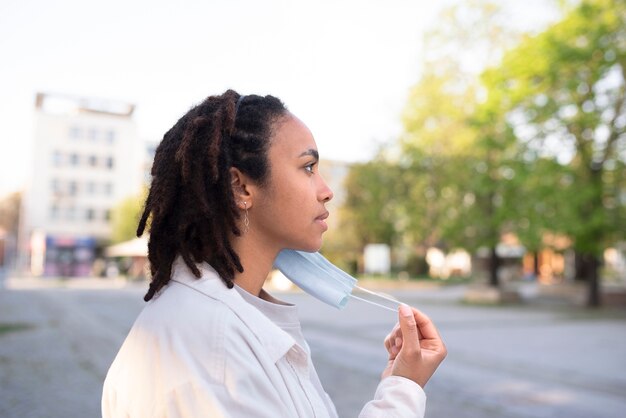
[449,104,520,286]
[486,0,626,306]
[338,154,408,272]
[401,69,479,249]
[509,156,573,274]
[0,192,21,268]
[0,192,21,237]
[110,189,146,244]
[341,158,403,247]
[401,0,523,286]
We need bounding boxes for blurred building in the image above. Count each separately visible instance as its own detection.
[142,141,159,183]
[18,92,143,277]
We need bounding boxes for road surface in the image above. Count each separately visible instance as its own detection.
[1,279,625,417]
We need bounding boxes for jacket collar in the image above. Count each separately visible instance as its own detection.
[169,257,296,364]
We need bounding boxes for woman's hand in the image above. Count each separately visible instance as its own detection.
[381,305,446,388]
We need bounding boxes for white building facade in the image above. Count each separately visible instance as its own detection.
[19,93,143,277]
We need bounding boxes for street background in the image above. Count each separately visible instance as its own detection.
[1,1,625,417]
[1,276,625,418]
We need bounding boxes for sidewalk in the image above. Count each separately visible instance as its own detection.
[0,283,144,418]
[5,274,625,307]
[1,277,625,418]
[4,276,136,290]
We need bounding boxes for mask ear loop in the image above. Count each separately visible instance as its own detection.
[348,285,404,313]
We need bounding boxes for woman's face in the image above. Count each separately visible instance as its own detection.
[251,113,334,252]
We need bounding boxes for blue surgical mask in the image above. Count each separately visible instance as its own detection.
[274,249,402,311]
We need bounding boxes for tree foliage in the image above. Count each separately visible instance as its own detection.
[399,1,523,285]
[338,0,624,303]
[0,192,21,236]
[110,188,146,244]
[490,0,625,243]
[485,0,626,304]
[340,155,407,248]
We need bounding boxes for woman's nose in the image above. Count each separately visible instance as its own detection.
[318,176,334,202]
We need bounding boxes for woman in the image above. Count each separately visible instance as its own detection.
[102,90,446,417]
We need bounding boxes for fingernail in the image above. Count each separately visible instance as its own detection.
[399,304,412,317]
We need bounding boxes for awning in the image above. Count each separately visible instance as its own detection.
[105,236,148,257]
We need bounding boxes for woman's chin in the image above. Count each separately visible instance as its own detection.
[285,240,323,253]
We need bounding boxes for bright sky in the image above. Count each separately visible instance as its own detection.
[0,0,559,197]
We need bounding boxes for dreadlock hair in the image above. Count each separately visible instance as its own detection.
[138,89,288,301]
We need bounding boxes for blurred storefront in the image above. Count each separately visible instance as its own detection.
[42,235,95,277]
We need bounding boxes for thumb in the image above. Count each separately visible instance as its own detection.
[398,304,420,354]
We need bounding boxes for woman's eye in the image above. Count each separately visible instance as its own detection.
[305,163,315,174]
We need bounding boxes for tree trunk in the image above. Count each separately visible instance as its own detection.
[533,251,540,277]
[574,251,591,281]
[489,245,500,287]
[575,251,602,307]
[587,254,601,308]
[584,166,603,308]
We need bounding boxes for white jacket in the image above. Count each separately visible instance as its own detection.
[102,258,426,417]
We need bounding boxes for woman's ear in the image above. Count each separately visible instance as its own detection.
[230,167,254,208]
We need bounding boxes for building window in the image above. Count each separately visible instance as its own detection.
[86,181,96,195]
[106,156,114,169]
[66,206,76,221]
[50,204,59,220]
[104,182,113,195]
[106,130,116,143]
[68,181,78,196]
[70,153,79,166]
[69,126,81,139]
[86,208,95,221]
[104,209,111,221]
[51,178,61,194]
[88,155,97,167]
[52,150,63,166]
[88,128,98,141]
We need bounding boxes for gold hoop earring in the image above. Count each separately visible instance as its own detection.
[242,201,250,233]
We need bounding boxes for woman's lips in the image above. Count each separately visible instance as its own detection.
[315,211,329,230]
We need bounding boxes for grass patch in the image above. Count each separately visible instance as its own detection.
[0,322,33,336]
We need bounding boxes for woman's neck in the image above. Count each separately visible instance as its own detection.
[230,232,279,297]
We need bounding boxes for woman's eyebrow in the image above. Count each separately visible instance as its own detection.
[298,149,319,161]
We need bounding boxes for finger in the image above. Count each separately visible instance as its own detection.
[393,324,402,339]
[385,323,401,352]
[384,334,393,352]
[389,322,401,336]
[395,337,403,348]
[398,304,420,354]
[411,307,442,341]
[391,344,399,356]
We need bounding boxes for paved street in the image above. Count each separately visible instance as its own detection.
[1,278,625,418]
